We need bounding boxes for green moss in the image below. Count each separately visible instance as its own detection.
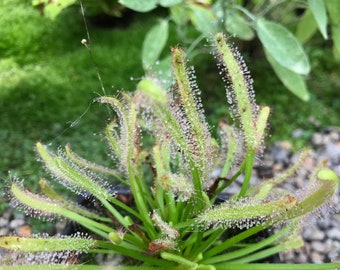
[0,2,157,191]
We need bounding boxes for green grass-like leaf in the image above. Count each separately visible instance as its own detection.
[0,235,96,252]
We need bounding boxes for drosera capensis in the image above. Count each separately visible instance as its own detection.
[1,33,339,269]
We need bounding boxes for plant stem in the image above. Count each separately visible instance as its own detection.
[214,167,243,198]
[161,252,198,268]
[107,195,142,220]
[129,172,156,239]
[191,161,204,212]
[165,191,178,224]
[190,228,224,260]
[238,152,255,197]
[203,226,289,264]
[202,224,267,259]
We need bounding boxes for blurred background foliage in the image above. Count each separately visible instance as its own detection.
[1,0,340,214]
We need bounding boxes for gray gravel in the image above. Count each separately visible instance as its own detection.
[1,127,340,264]
[269,127,340,263]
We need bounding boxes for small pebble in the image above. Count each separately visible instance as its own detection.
[329,131,340,142]
[312,133,324,146]
[292,129,304,138]
[310,251,324,264]
[9,219,25,229]
[1,209,12,220]
[0,217,8,227]
[311,241,329,253]
[327,228,340,241]
[0,227,9,236]
[272,141,292,166]
[304,228,325,241]
[16,224,32,237]
[280,251,295,262]
[295,252,308,263]
[332,213,340,223]
[294,176,305,189]
[317,220,331,230]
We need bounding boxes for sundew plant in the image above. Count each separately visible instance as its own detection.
[1,33,339,269]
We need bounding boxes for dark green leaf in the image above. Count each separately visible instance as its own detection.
[224,10,255,41]
[256,18,310,75]
[142,20,169,70]
[264,49,310,101]
[307,0,328,39]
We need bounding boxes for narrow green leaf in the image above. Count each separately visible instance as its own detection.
[142,20,169,70]
[161,252,197,268]
[105,120,122,160]
[224,10,255,41]
[11,182,68,217]
[219,122,238,178]
[286,169,339,219]
[249,149,310,199]
[254,106,270,151]
[138,81,191,159]
[171,47,216,198]
[196,195,297,229]
[118,0,157,12]
[264,49,310,101]
[202,225,290,264]
[214,33,258,151]
[37,142,110,199]
[295,9,318,43]
[0,235,96,252]
[101,97,156,237]
[10,183,112,237]
[307,0,328,39]
[99,96,137,172]
[36,142,130,228]
[255,18,310,75]
[38,179,111,222]
[65,144,119,177]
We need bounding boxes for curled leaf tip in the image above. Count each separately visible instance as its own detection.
[317,169,339,183]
